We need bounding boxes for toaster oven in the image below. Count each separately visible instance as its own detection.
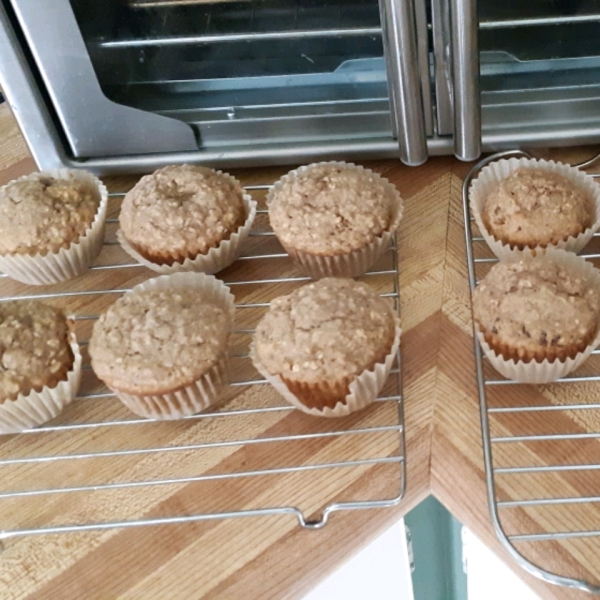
[1,0,600,174]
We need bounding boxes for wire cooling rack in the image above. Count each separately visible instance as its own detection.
[464,149,600,594]
[0,181,405,542]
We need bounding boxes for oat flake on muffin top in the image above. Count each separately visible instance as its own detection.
[119,165,245,258]
[0,301,73,402]
[89,289,230,396]
[482,168,592,248]
[254,277,396,384]
[268,164,395,255]
[0,175,99,256]
[472,258,600,355]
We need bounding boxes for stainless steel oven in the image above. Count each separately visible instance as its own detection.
[0,0,599,174]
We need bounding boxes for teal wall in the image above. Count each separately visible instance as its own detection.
[404,496,468,600]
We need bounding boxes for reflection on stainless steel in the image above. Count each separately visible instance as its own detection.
[450,0,481,161]
[0,194,405,538]
[414,0,433,137]
[131,0,247,6]
[100,27,383,48]
[481,13,600,29]
[463,150,600,595]
[431,0,453,136]
[379,0,428,166]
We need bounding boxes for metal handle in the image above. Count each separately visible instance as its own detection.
[450,0,481,161]
[379,0,428,166]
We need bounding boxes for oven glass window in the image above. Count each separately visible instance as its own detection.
[478,0,600,142]
[69,0,393,149]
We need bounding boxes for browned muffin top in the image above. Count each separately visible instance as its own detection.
[0,300,73,402]
[119,165,245,259]
[89,288,229,396]
[0,174,99,255]
[268,164,397,255]
[482,168,592,248]
[253,278,396,384]
[472,258,600,356]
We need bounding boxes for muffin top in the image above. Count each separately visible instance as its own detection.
[472,258,600,355]
[482,168,592,248]
[253,278,396,384]
[0,300,73,402]
[89,288,229,395]
[0,174,99,255]
[119,165,245,257]
[268,164,397,255]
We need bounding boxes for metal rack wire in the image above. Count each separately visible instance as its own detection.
[0,181,405,542]
[106,1,381,48]
[463,149,600,594]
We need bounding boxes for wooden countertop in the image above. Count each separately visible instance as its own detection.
[1,103,600,599]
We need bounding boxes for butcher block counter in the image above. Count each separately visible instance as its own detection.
[1,102,600,599]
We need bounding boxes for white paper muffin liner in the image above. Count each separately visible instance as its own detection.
[250,323,401,418]
[118,172,257,275]
[266,162,404,279]
[112,354,230,420]
[0,335,82,434]
[108,272,235,420]
[474,249,600,384]
[0,169,108,285]
[470,157,600,260]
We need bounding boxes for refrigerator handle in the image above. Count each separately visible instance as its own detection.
[379,0,428,167]
[450,0,482,161]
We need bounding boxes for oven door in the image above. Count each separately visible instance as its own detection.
[2,0,434,171]
[439,0,600,160]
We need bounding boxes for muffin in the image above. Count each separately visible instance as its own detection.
[118,165,256,274]
[0,300,82,433]
[472,250,600,383]
[483,168,591,247]
[89,272,235,419]
[470,158,600,259]
[267,162,403,278]
[251,278,401,417]
[0,170,108,285]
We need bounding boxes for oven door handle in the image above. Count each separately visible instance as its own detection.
[379,0,428,167]
[450,0,482,161]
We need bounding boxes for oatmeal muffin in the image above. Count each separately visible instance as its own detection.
[252,278,399,414]
[0,173,100,256]
[267,162,403,278]
[89,273,234,419]
[0,170,107,285]
[482,168,592,249]
[0,300,82,433]
[0,301,74,400]
[472,256,600,363]
[119,165,247,267]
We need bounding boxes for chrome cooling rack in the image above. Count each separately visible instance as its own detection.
[464,149,600,594]
[0,181,405,542]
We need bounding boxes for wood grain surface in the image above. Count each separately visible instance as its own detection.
[1,102,600,599]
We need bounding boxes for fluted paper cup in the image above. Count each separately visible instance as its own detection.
[267,162,404,279]
[0,335,82,434]
[118,172,256,275]
[107,272,235,420]
[470,157,600,260]
[250,323,401,418]
[474,249,600,384]
[0,169,108,285]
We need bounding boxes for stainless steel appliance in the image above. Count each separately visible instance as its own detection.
[0,0,599,174]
